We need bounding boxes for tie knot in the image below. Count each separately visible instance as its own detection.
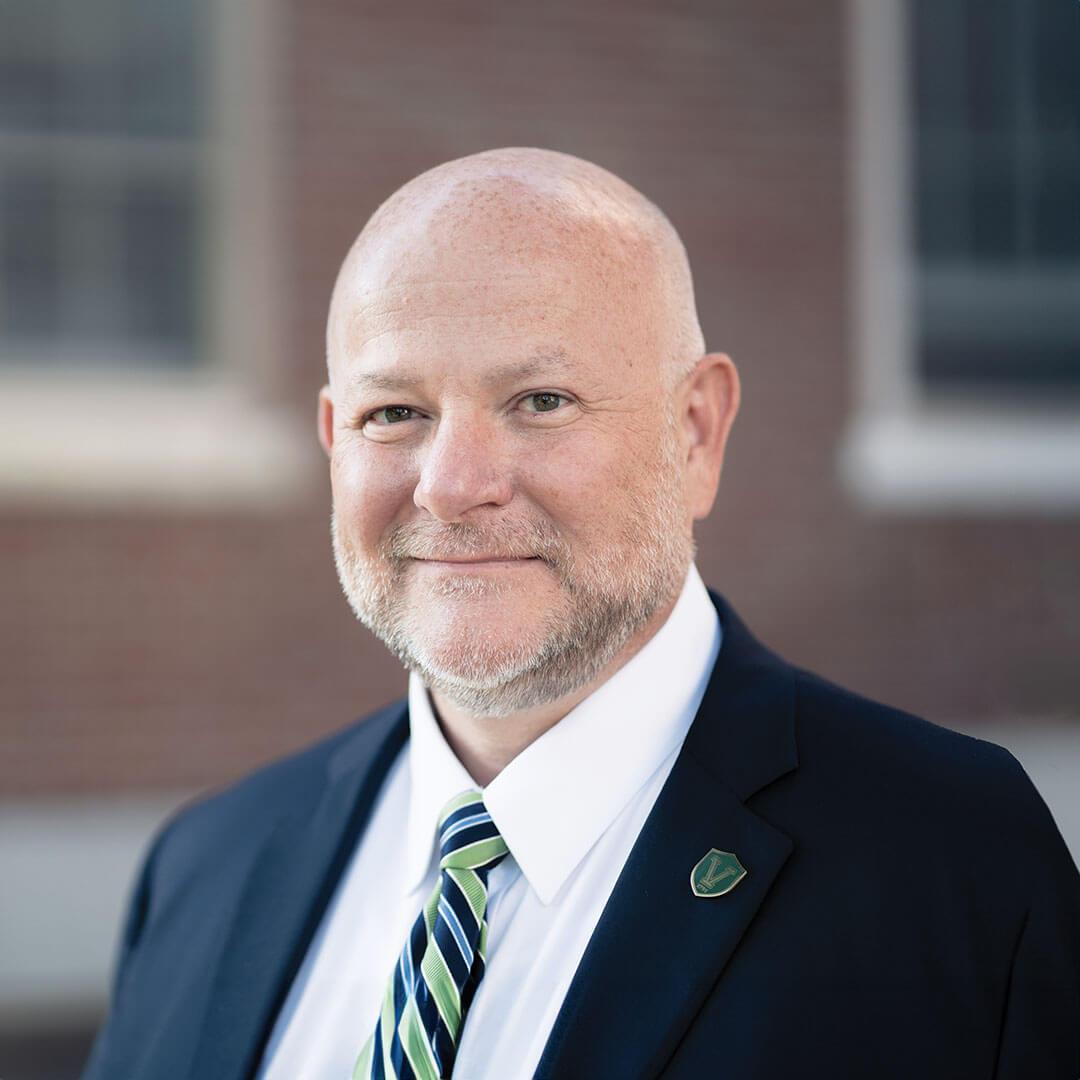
[437,789,509,872]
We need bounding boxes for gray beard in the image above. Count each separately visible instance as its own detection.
[330,444,693,717]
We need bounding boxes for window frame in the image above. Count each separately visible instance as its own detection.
[840,0,1080,513]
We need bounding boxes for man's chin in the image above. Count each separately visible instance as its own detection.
[403,628,545,686]
[403,579,564,636]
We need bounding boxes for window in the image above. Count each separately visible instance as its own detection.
[912,0,1080,396]
[0,1,203,371]
[0,0,310,506]
[842,0,1080,510]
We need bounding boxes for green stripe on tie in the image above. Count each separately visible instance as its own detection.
[400,996,441,1080]
[442,835,508,871]
[420,934,461,1034]
[351,1039,373,1080]
[437,790,484,826]
[448,866,487,926]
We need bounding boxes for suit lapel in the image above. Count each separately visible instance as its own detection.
[535,592,799,1080]
[186,701,409,1080]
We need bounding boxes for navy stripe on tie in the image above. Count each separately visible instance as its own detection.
[440,822,498,862]
[439,802,488,834]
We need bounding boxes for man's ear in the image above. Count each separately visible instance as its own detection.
[317,385,335,457]
[680,352,740,521]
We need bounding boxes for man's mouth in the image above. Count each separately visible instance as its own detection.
[413,555,540,565]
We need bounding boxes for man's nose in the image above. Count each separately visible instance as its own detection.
[413,415,514,522]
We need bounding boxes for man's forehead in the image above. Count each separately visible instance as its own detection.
[339,221,633,309]
[339,270,582,315]
[340,348,581,396]
[327,226,634,370]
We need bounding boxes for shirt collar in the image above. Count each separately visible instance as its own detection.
[404,676,479,896]
[403,563,721,904]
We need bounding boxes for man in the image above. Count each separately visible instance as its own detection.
[84,148,1080,1079]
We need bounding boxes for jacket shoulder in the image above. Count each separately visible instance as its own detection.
[787,665,1064,863]
[793,665,1000,772]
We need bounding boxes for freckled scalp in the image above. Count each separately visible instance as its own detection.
[326,147,705,389]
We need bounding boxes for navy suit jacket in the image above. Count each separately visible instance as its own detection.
[84,592,1080,1079]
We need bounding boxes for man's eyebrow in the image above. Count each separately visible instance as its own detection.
[344,369,419,395]
[484,351,577,384]
[343,351,576,396]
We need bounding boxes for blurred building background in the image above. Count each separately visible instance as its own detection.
[1,0,1078,1075]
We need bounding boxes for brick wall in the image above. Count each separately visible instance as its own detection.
[2,0,1077,796]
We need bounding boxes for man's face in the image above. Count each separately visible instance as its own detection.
[323,211,695,715]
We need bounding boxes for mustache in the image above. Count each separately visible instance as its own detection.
[381,518,568,566]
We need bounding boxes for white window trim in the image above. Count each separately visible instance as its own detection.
[840,0,1080,513]
[0,0,316,509]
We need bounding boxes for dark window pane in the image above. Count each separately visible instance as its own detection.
[0,0,203,138]
[912,0,1080,264]
[918,342,1080,393]
[917,268,1080,393]
[0,2,203,368]
[1033,1,1080,256]
[122,180,197,350]
[910,0,1080,394]
[1,170,199,365]
[1,171,61,336]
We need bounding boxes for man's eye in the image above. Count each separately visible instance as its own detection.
[366,406,416,425]
[521,392,567,414]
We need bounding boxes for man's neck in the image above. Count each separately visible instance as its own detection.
[429,593,681,787]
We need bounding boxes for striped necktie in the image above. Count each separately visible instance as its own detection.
[352,789,510,1079]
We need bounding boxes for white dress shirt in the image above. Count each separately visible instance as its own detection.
[258,563,721,1080]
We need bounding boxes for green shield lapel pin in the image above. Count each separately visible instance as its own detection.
[691,849,747,897]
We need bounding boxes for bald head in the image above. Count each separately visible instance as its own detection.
[326,147,705,390]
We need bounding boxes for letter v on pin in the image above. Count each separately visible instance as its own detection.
[690,849,747,897]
